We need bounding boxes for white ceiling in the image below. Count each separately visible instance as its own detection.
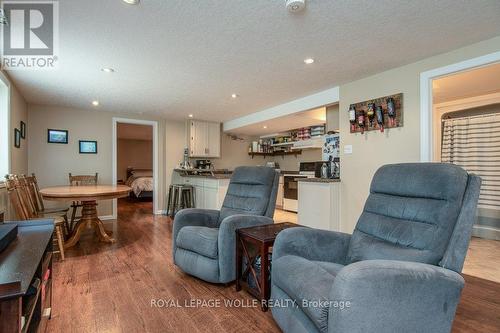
[433,63,500,104]
[231,106,326,136]
[5,0,500,122]
[117,123,152,140]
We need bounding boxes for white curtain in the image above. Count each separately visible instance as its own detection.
[441,113,500,210]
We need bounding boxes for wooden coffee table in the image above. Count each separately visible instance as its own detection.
[235,222,302,311]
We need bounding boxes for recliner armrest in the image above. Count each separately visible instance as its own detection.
[172,208,220,256]
[218,214,274,283]
[328,260,464,333]
[273,227,351,264]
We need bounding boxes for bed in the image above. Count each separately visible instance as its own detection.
[125,168,153,201]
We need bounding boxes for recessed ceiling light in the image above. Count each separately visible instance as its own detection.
[101,67,115,73]
[122,0,140,4]
[188,114,193,118]
[263,125,268,129]
[304,58,315,65]
[92,100,99,106]
[231,93,239,99]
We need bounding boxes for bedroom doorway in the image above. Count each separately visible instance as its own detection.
[112,118,159,216]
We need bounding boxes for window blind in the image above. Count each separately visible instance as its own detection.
[441,112,500,210]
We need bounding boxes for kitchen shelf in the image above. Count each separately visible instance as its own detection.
[270,142,294,147]
[248,150,302,159]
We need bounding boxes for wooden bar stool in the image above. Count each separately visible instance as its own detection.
[167,184,194,217]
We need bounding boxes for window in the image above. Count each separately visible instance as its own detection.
[441,110,500,210]
[0,75,8,178]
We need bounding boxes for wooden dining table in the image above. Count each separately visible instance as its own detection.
[40,185,131,248]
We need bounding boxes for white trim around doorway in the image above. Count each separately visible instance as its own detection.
[112,117,159,218]
[419,51,500,162]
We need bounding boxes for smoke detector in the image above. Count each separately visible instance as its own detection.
[286,0,306,13]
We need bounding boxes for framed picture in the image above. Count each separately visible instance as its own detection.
[47,129,68,144]
[20,121,26,139]
[14,128,21,148]
[79,140,97,154]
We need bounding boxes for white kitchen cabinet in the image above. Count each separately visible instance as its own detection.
[188,120,221,158]
[207,122,221,158]
[181,177,229,210]
[298,180,341,231]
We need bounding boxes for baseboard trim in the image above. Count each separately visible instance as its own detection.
[472,225,500,241]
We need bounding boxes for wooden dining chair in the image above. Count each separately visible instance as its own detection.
[24,174,71,234]
[5,175,66,260]
[69,173,98,228]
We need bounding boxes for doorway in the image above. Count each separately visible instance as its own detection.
[112,118,159,216]
[421,58,500,283]
[431,62,500,241]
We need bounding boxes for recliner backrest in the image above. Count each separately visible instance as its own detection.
[347,163,481,270]
[219,166,279,222]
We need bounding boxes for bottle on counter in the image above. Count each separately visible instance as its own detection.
[321,163,328,179]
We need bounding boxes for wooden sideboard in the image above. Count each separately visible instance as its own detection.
[0,220,54,333]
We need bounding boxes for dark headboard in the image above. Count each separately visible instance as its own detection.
[126,167,153,179]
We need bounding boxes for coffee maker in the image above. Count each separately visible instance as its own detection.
[196,159,212,170]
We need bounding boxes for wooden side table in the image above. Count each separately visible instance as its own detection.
[235,222,302,311]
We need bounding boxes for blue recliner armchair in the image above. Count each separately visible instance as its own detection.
[173,166,279,283]
[271,163,481,333]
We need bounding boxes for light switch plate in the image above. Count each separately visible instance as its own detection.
[344,145,353,154]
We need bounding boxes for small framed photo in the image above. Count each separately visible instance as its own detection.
[20,121,26,139]
[14,128,21,148]
[47,129,68,144]
[79,140,97,154]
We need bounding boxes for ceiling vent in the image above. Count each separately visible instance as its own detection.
[286,0,306,13]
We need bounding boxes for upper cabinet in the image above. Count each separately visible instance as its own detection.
[188,120,221,158]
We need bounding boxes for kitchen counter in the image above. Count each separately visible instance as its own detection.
[297,178,340,183]
[298,179,340,231]
[174,169,232,179]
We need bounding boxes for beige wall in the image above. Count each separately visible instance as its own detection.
[0,71,28,220]
[210,133,322,171]
[117,139,153,181]
[326,104,339,132]
[10,83,28,175]
[210,134,262,170]
[28,104,184,216]
[339,36,500,233]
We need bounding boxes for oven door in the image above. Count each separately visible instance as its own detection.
[284,175,307,200]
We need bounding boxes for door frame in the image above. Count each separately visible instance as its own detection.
[112,117,159,217]
[419,51,500,161]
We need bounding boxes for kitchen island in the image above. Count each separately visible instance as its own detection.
[297,178,340,231]
[174,169,231,210]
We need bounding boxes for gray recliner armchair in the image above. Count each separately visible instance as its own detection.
[173,166,279,283]
[271,163,481,333]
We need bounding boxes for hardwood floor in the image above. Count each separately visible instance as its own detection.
[47,200,500,333]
